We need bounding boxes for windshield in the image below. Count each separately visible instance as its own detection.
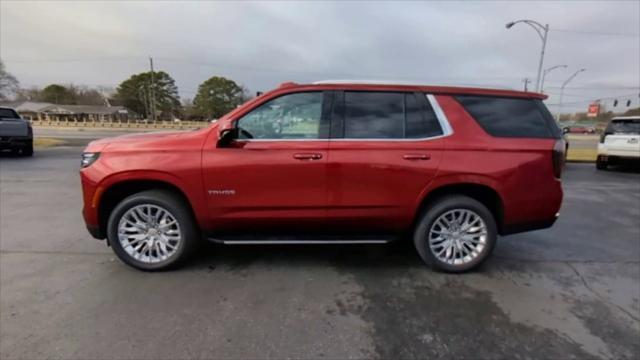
[607,119,640,134]
[0,108,20,120]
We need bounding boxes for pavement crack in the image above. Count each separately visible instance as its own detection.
[565,262,640,324]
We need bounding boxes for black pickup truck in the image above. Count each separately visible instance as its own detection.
[0,107,33,156]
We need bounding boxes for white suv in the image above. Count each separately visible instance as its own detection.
[597,116,640,170]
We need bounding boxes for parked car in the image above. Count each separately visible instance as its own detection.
[562,125,596,134]
[0,106,33,156]
[80,81,565,272]
[596,116,640,170]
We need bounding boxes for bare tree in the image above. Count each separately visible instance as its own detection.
[0,59,19,100]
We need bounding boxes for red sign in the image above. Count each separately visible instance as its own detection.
[587,103,600,117]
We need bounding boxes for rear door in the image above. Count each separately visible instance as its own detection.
[326,91,447,234]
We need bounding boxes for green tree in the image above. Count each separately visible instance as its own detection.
[115,71,180,119]
[193,76,246,119]
[0,59,19,100]
[42,84,75,104]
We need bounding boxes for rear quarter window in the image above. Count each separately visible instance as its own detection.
[455,96,559,138]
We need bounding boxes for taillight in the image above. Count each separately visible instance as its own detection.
[552,139,566,178]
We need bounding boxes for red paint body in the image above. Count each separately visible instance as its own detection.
[80,83,563,239]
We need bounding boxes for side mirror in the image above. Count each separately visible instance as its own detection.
[217,128,238,148]
[562,127,569,134]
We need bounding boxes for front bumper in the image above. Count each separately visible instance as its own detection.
[86,223,105,240]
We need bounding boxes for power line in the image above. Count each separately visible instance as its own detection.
[551,28,640,37]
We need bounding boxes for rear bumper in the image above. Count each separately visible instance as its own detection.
[0,136,32,149]
[597,145,640,159]
[597,154,640,165]
[501,214,558,236]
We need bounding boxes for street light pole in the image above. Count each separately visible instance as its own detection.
[557,68,586,121]
[506,19,549,92]
[540,64,568,93]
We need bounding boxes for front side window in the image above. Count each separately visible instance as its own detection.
[237,92,323,139]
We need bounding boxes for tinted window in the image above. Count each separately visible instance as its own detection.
[237,92,323,139]
[455,96,554,138]
[345,92,404,139]
[406,94,443,138]
[606,119,640,134]
[0,109,20,119]
[341,92,443,139]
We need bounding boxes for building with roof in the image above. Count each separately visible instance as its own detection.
[0,101,138,122]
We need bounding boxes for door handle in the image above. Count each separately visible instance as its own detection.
[403,154,431,160]
[293,153,323,160]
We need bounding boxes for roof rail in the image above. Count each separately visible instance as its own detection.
[312,79,425,85]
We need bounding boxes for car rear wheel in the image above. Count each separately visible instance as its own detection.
[107,190,199,271]
[22,143,33,157]
[414,195,497,273]
[596,158,608,170]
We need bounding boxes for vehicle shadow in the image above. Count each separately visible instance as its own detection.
[606,163,640,174]
[0,150,31,158]
[182,239,507,275]
[188,240,426,272]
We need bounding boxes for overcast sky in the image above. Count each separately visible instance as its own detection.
[1,0,639,112]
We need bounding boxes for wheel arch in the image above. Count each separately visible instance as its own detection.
[97,179,197,241]
[414,182,505,234]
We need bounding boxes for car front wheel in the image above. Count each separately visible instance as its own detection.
[107,190,199,271]
[414,195,497,273]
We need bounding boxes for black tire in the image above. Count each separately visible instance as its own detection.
[22,143,33,157]
[596,158,608,170]
[107,190,199,271]
[414,195,497,273]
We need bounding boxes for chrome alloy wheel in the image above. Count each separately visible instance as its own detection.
[428,209,488,266]
[117,204,181,264]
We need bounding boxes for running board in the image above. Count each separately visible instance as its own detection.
[211,239,391,245]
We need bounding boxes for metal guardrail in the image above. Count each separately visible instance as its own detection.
[29,119,211,129]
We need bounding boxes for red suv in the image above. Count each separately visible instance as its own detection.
[80,81,564,272]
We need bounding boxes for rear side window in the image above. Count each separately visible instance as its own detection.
[344,92,404,138]
[339,92,443,139]
[455,96,559,138]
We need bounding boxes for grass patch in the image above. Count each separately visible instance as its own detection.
[567,148,597,162]
[34,138,67,148]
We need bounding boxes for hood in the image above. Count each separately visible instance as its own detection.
[84,127,211,153]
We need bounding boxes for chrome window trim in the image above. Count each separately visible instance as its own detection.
[426,94,454,136]
[238,93,454,142]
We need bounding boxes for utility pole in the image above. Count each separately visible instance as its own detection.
[149,56,156,122]
[522,78,531,92]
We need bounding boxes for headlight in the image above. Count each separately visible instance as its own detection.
[81,152,100,168]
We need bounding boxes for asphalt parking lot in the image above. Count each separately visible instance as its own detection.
[1,146,639,359]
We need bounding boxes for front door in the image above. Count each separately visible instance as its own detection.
[202,91,330,234]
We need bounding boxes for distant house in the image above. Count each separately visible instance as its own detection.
[0,101,138,122]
